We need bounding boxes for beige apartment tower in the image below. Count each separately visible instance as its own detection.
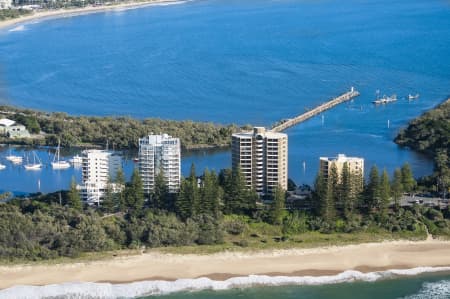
[319,154,364,189]
[232,127,288,195]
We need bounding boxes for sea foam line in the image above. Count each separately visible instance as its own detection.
[1,266,450,299]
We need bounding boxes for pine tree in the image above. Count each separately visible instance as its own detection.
[152,168,168,210]
[401,163,416,193]
[379,169,391,214]
[218,168,233,214]
[391,168,403,210]
[313,172,327,217]
[341,162,353,219]
[68,176,82,211]
[115,167,126,212]
[365,165,380,213]
[435,150,450,199]
[189,163,200,215]
[125,168,144,215]
[176,179,191,220]
[269,186,286,225]
[200,169,222,217]
[175,163,199,220]
[230,166,247,212]
[102,176,115,213]
[324,164,338,222]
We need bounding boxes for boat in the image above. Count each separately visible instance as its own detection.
[5,149,23,164]
[373,94,397,105]
[51,140,71,169]
[23,151,42,170]
[0,163,5,170]
[408,94,420,100]
[69,154,83,164]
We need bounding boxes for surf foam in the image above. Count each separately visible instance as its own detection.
[401,279,450,299]
[1,266,450,299]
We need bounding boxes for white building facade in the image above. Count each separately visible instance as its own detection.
[0,0,12,9]
[0,118,31,138]
[232,127,288,196]
[138,134,181,194]
[79,150,122,205]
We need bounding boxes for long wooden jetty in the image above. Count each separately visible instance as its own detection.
[271,87,360,132]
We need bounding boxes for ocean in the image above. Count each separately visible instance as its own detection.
[1,268,450,298]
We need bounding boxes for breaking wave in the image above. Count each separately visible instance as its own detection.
[1,267,450,299]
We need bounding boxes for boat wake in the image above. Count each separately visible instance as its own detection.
[9,25,26,32]
[1,266,450,299]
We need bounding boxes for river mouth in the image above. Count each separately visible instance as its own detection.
[0,0,447,192]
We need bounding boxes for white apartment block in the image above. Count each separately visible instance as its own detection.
[319,154,364,188]
[232,127,288,196]
[0,0,12,9]
[79,150,122,205]
[138,134,181,194]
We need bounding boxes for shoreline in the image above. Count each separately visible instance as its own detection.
[1,239,450,290]
[0,0,187,31]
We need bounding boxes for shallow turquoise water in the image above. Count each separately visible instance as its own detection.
[0,0,449,191]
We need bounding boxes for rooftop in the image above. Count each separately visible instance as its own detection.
[0,118,16,127]
[320,154,363,162]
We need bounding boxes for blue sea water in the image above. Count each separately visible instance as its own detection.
[0,0,449,191]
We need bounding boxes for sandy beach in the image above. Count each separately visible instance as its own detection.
[0,0,185,31]
[0,239,449,289]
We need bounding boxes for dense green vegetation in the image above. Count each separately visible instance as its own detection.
[2,162,450,262]
[395,99,450,195]
[0,105,248,150]
[0,9,31,21]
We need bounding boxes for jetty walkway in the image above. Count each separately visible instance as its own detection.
[271,87,360,132]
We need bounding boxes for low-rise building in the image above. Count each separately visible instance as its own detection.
[0,0,12,9]
[0,118,30,138]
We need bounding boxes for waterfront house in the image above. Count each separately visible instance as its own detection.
[0,118,31,138]
[0,0,12,9]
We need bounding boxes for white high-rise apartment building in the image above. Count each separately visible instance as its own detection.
[232,127,288,196]
[138,134,181,194]
[79,150,122,205]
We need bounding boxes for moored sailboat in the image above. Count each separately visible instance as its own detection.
[24,151,43,170]
[51,140,71,169]
[5,149,23,164]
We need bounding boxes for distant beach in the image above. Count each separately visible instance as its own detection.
[1,239,450,290]
[0,0,186,31]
